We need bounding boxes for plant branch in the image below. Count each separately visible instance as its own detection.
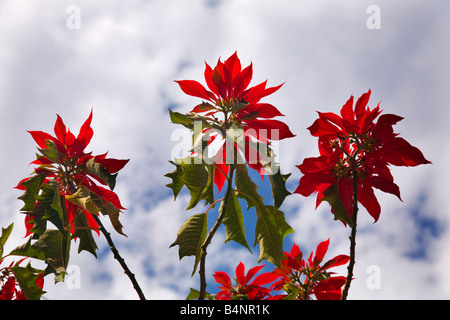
[91,214,146,300]
[198,164,235,300]
[64,180,146,300]
[341,157,359,300]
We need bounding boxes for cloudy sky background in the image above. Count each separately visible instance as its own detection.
[0,0,449,300]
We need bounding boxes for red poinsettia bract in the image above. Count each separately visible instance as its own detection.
[271,239,349,300]
[213,262,279,300]
[16,111,129,236]
[295,89,431,223]
[175,52,295,191]
[0,259,44,300]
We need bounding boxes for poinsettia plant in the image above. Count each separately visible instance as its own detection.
[0,52,431,301]
[294,89,430,297]
[167,52,295,299]
[9,111,145,299]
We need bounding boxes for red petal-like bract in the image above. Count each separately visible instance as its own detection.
[21,111,129,241]
[175,80,215,101]
[296,89,430,223]
[175,52,294,190]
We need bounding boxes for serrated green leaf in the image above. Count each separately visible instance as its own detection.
[255,205,293,266]
[230,98,249,112]
[9,237,46,261]
[102,200,126,237]
[234,164,264,210]
[38,140,60,163]
[322,183,353,227]
[268,168,292,208]
[170,213,207,276]
[166,157,214,210]
[65,185,100,216]
[67,185,126,239]
[36,180,65,233]
[85,158,117,191]
[71,207,98,257]
[11,263,46,300]
[0,223,14,259]
[10,229,70,283]
[18,174,46,212]
[169,109,195,129]
[165,161,185,200]
[23,202,47,237]
[234,164,293,266]
[169,109,211,130]
[221,192,251,252]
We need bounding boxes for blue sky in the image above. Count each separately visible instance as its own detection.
[0,0,449,299]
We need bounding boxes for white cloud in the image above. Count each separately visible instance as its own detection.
[0,0,449,300]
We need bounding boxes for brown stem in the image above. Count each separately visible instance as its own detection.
[198,165,235,300]
[91,214,146,300]
[341,157,359,300]
[64,179,146,300]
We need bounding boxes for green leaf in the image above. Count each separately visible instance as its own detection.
[102,201,126,237]
[9,237,46,261]
[38,140,60,164]
[67,185,126,240]
[85,158,117,191]
[262,148,291,208]
[234,164,264,210]
[322,183,353,227]
[169,109,211,130]
[36,180,65,233]
[234,164,293,266]
[10,229,71,283]
[255,205,293,266]
[186,287,212,300]
[0,223,14,259]
[165,157,214,210]
[24,202,47,237]
[221,192,251,252]
[268,167,292,209]
[65,185,100,216]
[230,98,249,112]
[18,174,46,212]
[169,109,195,129]
[11,263,46,300]
[170,213,207,276]
[165,161,186,200]
[71,207,98,257]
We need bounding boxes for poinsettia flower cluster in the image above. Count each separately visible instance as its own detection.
[16,111,129,237]
[213,262,279,300]
[270,239,349,300]
[0,259,44,300]
[175,52,295,191]
[212,239,348,300]
[295,89,431,223]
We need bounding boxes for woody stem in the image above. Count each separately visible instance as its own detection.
[341,157,359,300]
[91,214,146,300]
[198,164,235,300]
[65,181,146,300]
